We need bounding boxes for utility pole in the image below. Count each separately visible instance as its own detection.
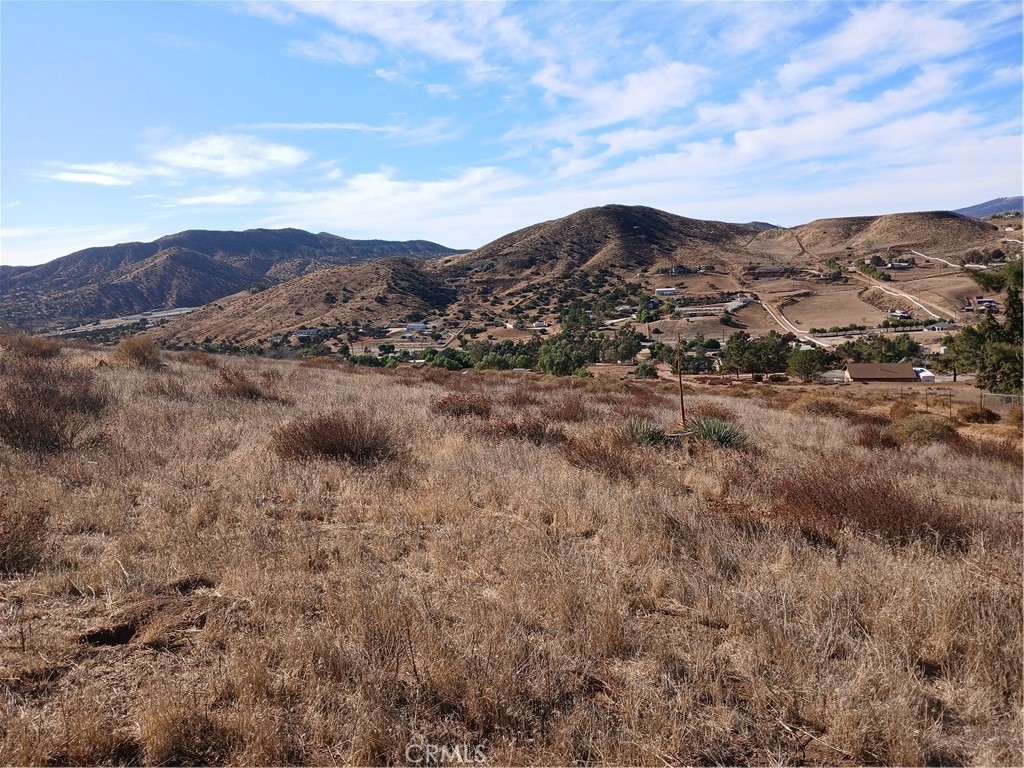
[676,334,686,425]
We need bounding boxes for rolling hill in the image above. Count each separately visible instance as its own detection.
[954,196,1023,219]
[0,228,462,331]
[152,204,1008,345]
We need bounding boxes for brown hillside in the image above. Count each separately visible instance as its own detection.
[438,204,759,279]
[791,211,998,255]
[156,258,454,344]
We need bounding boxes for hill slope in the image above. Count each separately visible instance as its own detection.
[0,228,461,331]
[954,196,1023,219]
[156,258,455,345]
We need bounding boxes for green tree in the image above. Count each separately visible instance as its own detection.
[787,347,839,381]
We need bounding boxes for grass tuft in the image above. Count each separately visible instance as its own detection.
[212,369,272,400]
[273,412,404,464]
[0,332,61,359]
[0,498,49,575]
[116,334,163,369]
[0,358,108,452]
[431,393,493,419]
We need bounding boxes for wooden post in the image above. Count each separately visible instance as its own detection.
[676,335,686,425]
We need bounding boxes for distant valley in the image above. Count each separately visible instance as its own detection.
[0,199,1019,346]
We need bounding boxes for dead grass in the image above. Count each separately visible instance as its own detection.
[0,357,109,453]
[0,331,61,359]
[0,349,1020,767]
[273,412,405,465]
[116,333,162,369]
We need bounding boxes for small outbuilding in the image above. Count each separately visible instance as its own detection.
[844,363,918,383]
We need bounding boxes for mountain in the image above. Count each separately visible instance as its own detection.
[0,228,462,331]
[954,196,1023,219]
[8,204,1011,343]
[157,257,455,346]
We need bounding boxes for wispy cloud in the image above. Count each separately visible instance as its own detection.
[286,32,377,65]
[247,119,458,145]
[149,134,308,177]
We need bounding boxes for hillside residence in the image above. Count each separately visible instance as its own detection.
[289,327,326,345]
[844,363,918,383]
[884,262,910,270]
[654,288,677,297]
[670,265,694,275]
[744,265,791,280]
[406,323,431,332]
[914,367,936,382]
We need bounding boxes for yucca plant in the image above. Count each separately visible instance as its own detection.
[618,416,665,446]
[689,416,748,450]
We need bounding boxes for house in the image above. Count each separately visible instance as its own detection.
[654,288,677,297]
[844,363,918,383]
[289,327,326,345]
[914,367,936,382]
[884,262,910,270]
[406,323,431,332]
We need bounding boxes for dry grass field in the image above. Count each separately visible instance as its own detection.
[1,337,1021,766]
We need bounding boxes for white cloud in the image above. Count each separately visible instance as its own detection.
[151,134,309,177]
[777,5,975,89]
[286,32,377,65]
[42,172,134,186]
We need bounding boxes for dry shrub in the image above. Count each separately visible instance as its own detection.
[212,368,271,400]
[769,459,971,546]
[956,404,1001,424]
[138,688,235,765]
[0,358,108,452]
[559,429,639,482]
[299,356,340,369]
[431,393,492,419]
[116,333,162,369]
[0,331,60,359]
[688,400,738,422]
[889,400,918,420]
[853,421,901,451]
[884,414,960,447]
[273,412,405,464]
[957,436,1023,465]
[0,498,48,575]
[791,394,857,419]
[1006,404,1022,426]
[540,391,590,423]
[177,349,219,368]
[498,385,538,407]
[481,413,564,445]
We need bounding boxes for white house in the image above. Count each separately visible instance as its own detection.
[914,367,936,383]
[654,288,677,297]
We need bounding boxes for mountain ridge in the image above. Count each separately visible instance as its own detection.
[0,228,463,331]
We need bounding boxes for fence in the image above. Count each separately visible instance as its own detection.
[981,392,1023,411]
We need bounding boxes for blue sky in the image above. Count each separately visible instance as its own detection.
[1,1,1021,266]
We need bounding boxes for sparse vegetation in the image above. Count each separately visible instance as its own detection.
[273,411,404,464]
[0,357,108,453]
[0,346,1019,766]
[689,415,749,449]
[116,333,163,369]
